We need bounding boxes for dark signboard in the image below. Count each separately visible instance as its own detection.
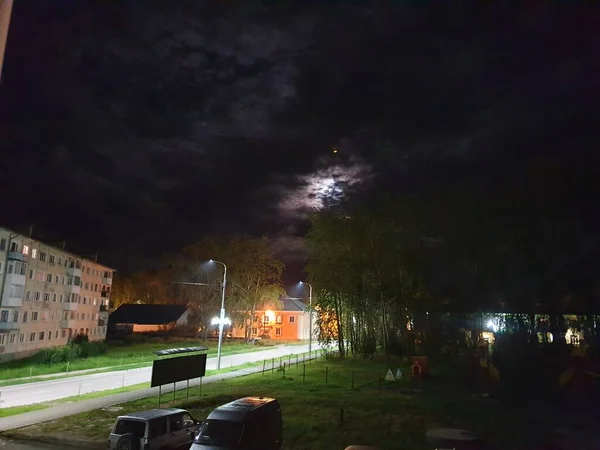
[151,353,207,387]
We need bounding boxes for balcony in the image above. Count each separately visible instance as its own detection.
[102,277,112,286]
[7,251,26,263]
[101,290,110,298]
[99,305,109,312]
[67,266,82,277]
[60,319,76,328]
[62,302,78,311]
[0,322,19,331]
[65,284,81,294]
[2,296,22,307]
[98,319,106,326]
[4,272,25,286]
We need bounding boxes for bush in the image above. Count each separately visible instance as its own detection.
[79,341,108,358]
[72,334,89,345]
[39,345,82,364]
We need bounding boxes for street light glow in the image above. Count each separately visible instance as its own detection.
[211,316,231,326]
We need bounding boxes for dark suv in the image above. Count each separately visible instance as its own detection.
[191,397,283,450]
[108,408,201,450]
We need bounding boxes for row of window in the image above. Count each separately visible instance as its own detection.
[251,327,283,336]
[0,309,103,323]
[24,290,109,307]
[0,326,106,346]
[260,315,294,324]
[6,261,112,294]
[1,239,112,278]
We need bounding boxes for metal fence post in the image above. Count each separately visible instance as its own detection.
[262,360,266,375]
[303,364,306,382]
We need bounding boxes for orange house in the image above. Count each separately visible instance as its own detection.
[230,298,314,341]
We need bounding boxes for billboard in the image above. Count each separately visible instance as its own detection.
[150,353,207,388]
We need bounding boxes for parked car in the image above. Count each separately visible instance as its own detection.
[191,396,282,450]
[108,407,201,450]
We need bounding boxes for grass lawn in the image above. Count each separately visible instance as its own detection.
[3,356,557,450]
[0,338,292,381]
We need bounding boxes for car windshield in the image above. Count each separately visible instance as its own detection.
[194,420,243,447]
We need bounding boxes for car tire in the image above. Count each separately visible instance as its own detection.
[116,433,141,450]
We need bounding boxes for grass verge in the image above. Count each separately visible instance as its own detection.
[2,356,556,450]
[0,344,278,387]
[0,338,299,383]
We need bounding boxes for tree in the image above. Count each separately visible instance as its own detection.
[175,235,286,341]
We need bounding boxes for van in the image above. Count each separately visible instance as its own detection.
[108,407,201,450]
[191,397,283,450]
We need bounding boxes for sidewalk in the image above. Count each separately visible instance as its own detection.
[0,351,320,432]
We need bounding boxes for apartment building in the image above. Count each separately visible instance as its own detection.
[0,227,115,361]
[0,0,13,83]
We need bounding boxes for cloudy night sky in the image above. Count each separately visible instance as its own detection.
[1,1,599,282]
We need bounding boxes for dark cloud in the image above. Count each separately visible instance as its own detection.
[1,1,599,273]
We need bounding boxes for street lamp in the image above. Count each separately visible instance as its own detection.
[299,281,313,354]
[210,259,227,370]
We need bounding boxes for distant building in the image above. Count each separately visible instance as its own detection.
[0,0,13,83]
[230,298,316,341]
[0,226,115,361]
[108,304,191,334]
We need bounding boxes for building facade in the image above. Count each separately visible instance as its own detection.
[0,227,115,361]
[0,0,13,83]
[230,298,315,341]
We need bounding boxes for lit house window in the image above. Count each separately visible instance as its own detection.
[23,245,29,255]
[31,249,37,259]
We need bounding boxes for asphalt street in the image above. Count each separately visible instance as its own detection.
[0,344,316,408]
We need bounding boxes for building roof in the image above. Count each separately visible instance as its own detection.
[282,298,308,312]
[0,226,116,271]
[254,298,307,312]
[109,304,189,325]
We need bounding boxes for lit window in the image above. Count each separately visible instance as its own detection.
[23,245,29,255]
[31,249,37,259]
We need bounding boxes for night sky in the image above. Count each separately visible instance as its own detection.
[1,1,599,282]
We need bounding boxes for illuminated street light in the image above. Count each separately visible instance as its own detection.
[211,316,231,326]
[486,319,499,333]
[299,281,313,354]
[209,259,227,370]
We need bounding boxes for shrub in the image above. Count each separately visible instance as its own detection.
[79,341,108,358]
[72,334,89,345]
[39,345,81,364]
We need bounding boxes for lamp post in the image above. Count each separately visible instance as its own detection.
[299,282,313,354]
[210,259,227,370]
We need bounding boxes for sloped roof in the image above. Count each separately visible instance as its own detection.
[109,304,189,325]
[275,298,307,312]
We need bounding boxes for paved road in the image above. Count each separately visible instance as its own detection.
[0,437,65,450]
[0,344,317,408]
